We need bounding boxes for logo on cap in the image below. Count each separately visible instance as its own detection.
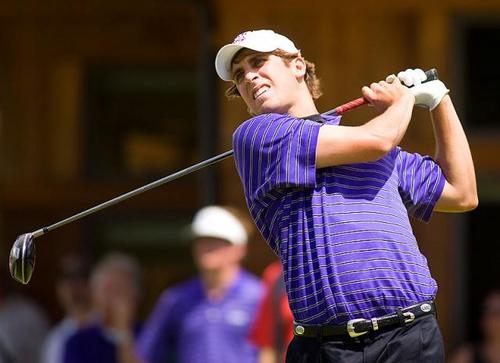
[233,32,249,44]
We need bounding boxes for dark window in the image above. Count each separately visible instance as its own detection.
[84,66,199,179]
[460,19,500,130]
[466,203,500,341]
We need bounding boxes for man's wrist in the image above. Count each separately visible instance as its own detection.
[391,92,415,111]
[430,94,452,113]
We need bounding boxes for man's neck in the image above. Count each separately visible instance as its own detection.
[284,89,319,118]
[201,265,241,301]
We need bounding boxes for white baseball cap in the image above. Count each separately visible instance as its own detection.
[190,206,248,245]
[215,29,300,81]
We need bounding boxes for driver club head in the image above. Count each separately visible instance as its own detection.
[9,233,36,284]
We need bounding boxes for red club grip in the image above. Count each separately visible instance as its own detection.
[327,68,439,116]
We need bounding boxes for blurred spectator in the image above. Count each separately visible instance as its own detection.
[449,288,500,363]
[248,260,294,363]
[40,253,93,363]
[136,205,263,363]
[63,252,143,363]
[0,285,50,363]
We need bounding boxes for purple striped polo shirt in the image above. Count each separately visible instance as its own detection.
[136,270,262,363]
[232,113,445,325]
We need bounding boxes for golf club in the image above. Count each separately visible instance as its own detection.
[9,68,439,284]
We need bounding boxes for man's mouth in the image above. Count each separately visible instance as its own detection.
[253,86,269,100]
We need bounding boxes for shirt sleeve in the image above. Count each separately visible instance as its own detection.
[40,333,56,363]
[62,336,78,363]
[232,113,321,204]
[395,147,446,222]
[135,291,178,363]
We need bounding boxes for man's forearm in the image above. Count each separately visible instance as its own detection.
[316,94,414,168]
[364,93,415,150]
[431,95,478,209]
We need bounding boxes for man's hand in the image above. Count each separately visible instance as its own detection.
[362,77,414,113]
[108,290,137,333]
[388,68,449,110]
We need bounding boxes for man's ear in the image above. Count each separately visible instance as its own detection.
[293,57,307,80]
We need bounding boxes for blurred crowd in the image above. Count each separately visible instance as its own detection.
[0,205,293,363]
[1,205,495,363]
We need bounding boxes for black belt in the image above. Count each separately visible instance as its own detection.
[293,301,436,339]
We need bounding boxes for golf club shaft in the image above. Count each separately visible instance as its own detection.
[32,94,359,239]
[31,68,439,238]
[32,150,234,238]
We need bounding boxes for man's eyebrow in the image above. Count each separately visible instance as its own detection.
[232,49,254,65]
[230,52,271,80]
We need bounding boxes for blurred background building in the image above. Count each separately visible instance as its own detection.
[0,0,499,357]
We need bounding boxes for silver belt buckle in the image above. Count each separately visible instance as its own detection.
[403,312,415,324]
[346,318,369,338]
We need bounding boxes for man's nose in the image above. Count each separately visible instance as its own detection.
[243,70,259,83]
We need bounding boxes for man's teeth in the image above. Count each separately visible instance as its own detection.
[254,87,269,100]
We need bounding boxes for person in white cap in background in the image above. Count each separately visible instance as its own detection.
[136,205,263,363]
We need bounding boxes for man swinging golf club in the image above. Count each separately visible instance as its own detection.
[215,29,478,362]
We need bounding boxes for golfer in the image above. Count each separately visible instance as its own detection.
[215,29,478,362]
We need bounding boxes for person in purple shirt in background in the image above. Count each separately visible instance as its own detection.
[41,254,93,363]
[136,205,263,363]
[214,29,478,363]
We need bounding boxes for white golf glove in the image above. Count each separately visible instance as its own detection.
[386,68,449,110]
